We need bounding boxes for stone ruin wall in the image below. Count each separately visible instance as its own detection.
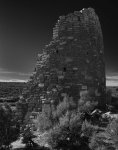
[21,8,106,112]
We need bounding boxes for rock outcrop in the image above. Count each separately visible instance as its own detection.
[22,8,106,112]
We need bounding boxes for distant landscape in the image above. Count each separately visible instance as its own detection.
[0,81,118,109]
[0,82,26,98]
[107,86,118,97]
[0,82,118,98]
[0,82,26,109]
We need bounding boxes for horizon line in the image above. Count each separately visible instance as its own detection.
[0,79,117,87]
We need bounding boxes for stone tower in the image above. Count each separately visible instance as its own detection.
[23,8,106,111]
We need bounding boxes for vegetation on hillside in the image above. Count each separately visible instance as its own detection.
[1,87,118,150]
[0,82,26,98]
[0,103,20,149]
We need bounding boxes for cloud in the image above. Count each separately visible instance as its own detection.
[106,75,118,86]
[106,80,118,86]
[0,70,31,76]
[0,68,118,86]
[17,72,31,76]
[0,79,28,82]
[0,68,31,82]
[0,68,4,71]
[106,76,118,80]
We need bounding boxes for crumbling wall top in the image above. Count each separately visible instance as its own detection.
[53,8,100,40]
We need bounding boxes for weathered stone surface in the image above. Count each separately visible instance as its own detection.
[22,8,106,111]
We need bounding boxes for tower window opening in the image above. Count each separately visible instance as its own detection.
[63,67,67,72]
[78,16,81,21]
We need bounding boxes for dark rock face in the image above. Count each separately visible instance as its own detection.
[23,8,106,111]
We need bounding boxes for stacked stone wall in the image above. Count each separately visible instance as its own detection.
[22,8,106,112]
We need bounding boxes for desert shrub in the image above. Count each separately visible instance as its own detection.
[54,96,76,119]
[89,131,115,150]
[78,91,98,114]
[37,112,52,132]
[46,92,100,149]
[47,111,101,150]
[81,120,100,138]
[38,92,104,149]
[22,126,36,147]
[37,95,76,133]
[47,112,83,150]
[89,119,118,150]
[105,119,118,149]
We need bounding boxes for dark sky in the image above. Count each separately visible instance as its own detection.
[0,1,118,85]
